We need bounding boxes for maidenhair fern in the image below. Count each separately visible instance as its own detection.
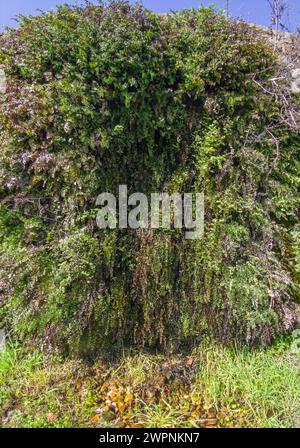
[0,1,299,355]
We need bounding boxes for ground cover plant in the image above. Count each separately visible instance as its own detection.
[0,338,299,428]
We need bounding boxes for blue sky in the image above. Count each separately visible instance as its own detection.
[0,1,299,31]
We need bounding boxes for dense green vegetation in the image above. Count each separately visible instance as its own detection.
[0,1,299,359]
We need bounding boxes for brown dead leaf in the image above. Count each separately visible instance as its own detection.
[186,357,194,366]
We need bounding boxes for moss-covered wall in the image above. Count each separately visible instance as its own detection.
[0,2,299,356]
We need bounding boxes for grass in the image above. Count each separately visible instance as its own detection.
[0,341,92,427]
[133,400,188,428]
[192,340,300,428]
[111,353,160,387]
[0,337,299,428]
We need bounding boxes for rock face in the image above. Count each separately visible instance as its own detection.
[292,69,300,93]
[275,33,299,94]
[248,24,300,94]
[0,69,6,94]
[0,329,5,352]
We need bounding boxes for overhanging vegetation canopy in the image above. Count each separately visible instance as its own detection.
[0,1,299,355]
